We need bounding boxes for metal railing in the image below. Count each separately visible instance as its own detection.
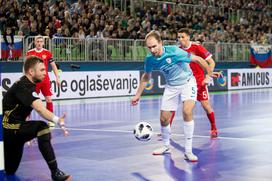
[0,36,259,62]
[203,42,251,62]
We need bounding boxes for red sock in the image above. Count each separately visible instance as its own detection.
[207,112,217,130]
[46,102,53,113]
[169,111,176,127]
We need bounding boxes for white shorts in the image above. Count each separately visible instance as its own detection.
[161,76,197,111]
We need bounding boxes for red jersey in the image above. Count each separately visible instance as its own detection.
[26,48,53,75]
[180,42,212,85]
[26,48,54,97]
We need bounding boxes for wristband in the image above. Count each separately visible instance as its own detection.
[52,115,59,124]
[59,121,65,127]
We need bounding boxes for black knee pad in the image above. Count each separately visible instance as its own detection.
[38,132,51,141]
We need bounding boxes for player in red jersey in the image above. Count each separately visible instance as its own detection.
[177,28,218,138]
[26,36,60,126]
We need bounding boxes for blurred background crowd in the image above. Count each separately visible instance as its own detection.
[0,0,271,44]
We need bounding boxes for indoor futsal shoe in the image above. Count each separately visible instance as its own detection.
[152,146,171,155]
[184,152,198,162]
[26,139,36,147]
[210,129,218,139]
[51,169,72,181]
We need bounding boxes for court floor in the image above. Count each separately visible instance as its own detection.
[3,88,272,181]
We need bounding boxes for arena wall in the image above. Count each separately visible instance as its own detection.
[1,62,271,100]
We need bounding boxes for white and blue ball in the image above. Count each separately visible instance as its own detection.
[133,122,153,141]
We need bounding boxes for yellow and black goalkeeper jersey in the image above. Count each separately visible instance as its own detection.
[2,76,40,129]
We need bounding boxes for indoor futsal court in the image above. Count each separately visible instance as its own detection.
[3,88,272,181]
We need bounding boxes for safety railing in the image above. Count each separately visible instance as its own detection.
[0,36,260,62]
[203,42,251,62]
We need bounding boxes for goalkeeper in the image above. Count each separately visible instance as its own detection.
[2,55,71,181]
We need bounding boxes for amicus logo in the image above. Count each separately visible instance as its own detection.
[241,72,270,86]
[144,78,154,93]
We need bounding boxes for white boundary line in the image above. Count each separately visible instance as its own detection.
[53,88,272,105]
[55,127,272,143]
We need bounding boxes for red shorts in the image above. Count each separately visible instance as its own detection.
[197,84,209,101]
[36,76,53,97]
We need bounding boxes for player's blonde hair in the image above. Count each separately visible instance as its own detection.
[145,30,162,43]
[34,35,44,41]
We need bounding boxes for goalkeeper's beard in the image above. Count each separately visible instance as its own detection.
[33,77,44,83]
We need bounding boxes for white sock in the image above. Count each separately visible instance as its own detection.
[184,120,194,153]
[161,124,171,147]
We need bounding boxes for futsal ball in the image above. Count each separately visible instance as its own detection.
[133,122,153,141]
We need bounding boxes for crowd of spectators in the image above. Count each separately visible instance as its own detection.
[160,0,271,12]
[0,0,271,44]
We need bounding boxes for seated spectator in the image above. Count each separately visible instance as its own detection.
[44,28,52,38]
[53,28,66,54]
[19,16,30,36]
[86,31,96,39]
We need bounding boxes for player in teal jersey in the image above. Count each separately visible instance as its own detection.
[131,30,212,162]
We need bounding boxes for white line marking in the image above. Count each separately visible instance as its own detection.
[55,127,272,143]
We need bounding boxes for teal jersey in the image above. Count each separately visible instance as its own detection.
[144,45,193,86]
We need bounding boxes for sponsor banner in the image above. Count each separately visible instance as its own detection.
[1,71,139,99]
[141,71,165,95]
[141,70,228,94]
[228,69,272,90]
[0,67,4,171]
[250,45,272,68]
[0,142,3,171]
[208,70,228,91]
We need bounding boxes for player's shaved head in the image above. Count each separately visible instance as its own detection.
[145,30,162,43]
